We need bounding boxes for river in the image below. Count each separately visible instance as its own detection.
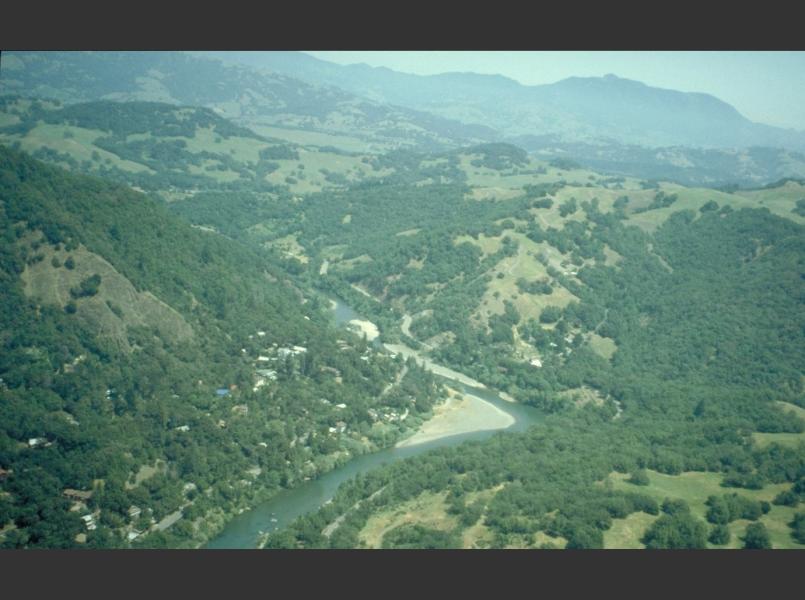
[205,298,543,549]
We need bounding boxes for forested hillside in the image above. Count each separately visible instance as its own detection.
[0,147,445,548]
[0,64,803,550]
[265,195,805,549]
[165,142,804,412]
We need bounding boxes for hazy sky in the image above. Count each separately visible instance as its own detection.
[305,51,805,131]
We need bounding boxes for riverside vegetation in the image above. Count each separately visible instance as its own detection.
[0,56,803,548]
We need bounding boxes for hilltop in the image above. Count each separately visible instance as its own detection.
[201,52,805,152]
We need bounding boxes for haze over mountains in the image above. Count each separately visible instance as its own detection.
[4,50,805,188]
[0,51,497,151]
[197,51,805,151]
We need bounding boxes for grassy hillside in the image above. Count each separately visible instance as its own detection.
[0,52,497,151]
[0,97,395,196]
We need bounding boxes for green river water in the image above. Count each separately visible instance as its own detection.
[205,299,544,548]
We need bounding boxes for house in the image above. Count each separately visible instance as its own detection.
[231,404,249,416]
[256,356,271,362]
[127,530,141,542]
[128,506,142,519]
[256,369,277,379]
[335,403,347,409]
[174,425,190,432]
[27,437,48,448]
[257,331,266,337]
[529,358,543,368]
[81,514,97,531]
[216,388,230,397]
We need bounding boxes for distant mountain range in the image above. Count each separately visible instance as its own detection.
[0,51,497,151]
[3,51,805,187]
[196,51,805,152]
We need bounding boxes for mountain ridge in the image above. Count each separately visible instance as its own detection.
[206,51,805,151]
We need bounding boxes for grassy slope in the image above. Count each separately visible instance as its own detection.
[0,100,387,196]
[604,470,804,549]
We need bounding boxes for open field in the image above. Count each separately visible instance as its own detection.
[752,401,805,448]
[1,123,153,173]
[603,511,659,549]
[461,231,578,327]
[358,490,455,548]
[626,184,805,231]
[603,469,804,549]
[735,180,805,221]
[588,332,618,360]
[458,155,602,189]
[248,124,389,153]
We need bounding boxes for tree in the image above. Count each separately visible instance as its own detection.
[661,498,691,516]
[70,273,102,298]
[642,512,708,549]
[628,468,650,486]
[742,522,771,549]
[539,306,562,324]
[790,513,805,544]
[705,496,730,525]
[559,197,578,218]
[708,524,730,545]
